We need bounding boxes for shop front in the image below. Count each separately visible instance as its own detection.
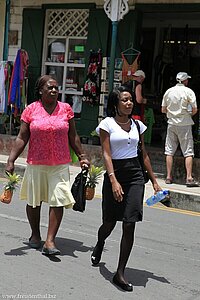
[1,2,200,150]
[139,4,200,147]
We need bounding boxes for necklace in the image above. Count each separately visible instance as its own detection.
[115,118,130,125]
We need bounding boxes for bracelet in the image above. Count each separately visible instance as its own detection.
[108,172,114,176]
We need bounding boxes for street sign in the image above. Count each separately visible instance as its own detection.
[104,0,129,21]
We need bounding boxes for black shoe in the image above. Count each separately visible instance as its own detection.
[28,237,41,249]
[113,274,133,292]
[91,242,104,265]
[42,246,61,256]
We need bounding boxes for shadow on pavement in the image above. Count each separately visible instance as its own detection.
[97,262,170,289]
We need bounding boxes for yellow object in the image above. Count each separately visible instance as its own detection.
[0,172,20,204]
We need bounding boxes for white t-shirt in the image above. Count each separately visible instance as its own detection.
[162,83,197,126]
[96,117,147,159]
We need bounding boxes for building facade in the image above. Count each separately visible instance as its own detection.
[1,0,200,138]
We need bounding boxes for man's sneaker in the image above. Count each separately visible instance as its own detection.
[186,179,199,187]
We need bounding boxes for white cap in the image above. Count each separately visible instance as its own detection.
[133,70,146,78]
[176,72,191,82]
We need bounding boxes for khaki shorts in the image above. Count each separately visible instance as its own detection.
[165,124,194,157]
[20,164,75,208]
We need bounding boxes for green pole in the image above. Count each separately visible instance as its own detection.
[3,0,10,61]
[109,21,118,93]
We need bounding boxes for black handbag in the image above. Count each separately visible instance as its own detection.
[71,169,88,212]
[134,120,149,184]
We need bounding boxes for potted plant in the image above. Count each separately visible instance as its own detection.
[0,172,20,204]
[85,165,104,200]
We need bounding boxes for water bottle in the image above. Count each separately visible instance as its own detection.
[146,190,169,206]
[187,104,192,114]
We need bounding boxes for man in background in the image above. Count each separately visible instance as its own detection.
[161,72,198,187]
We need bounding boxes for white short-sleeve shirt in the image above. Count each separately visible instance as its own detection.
[161,83,197,126]
[96,117,147,159]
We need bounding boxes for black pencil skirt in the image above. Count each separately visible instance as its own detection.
[102,157,145,223]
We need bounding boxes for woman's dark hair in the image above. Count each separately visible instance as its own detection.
[34,75,56,99]
[106,85,135,117]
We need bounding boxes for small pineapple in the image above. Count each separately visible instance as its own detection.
[86,165,104,188]
[85,165,104,200]
[0,172,21,204]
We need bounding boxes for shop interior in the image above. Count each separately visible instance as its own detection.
[140,10,200,146]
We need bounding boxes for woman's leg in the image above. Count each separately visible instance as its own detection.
[91,220,116,264]
[115,222,136,283]
[26,204,41,243]
[97,220,116,243]
[43,206,63,249]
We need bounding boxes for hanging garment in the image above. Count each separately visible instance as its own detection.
[8,49,29,114]
[0,63,6,113]
[122,53,140,83]
[72,95,82,113]
[8,49,21,110]
[83,50,102,105]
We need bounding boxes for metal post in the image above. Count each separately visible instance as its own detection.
[104,0,129,93]
[3,0,10,61]
[109,21,118,93]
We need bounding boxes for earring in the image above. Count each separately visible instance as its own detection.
[39,91,42,95]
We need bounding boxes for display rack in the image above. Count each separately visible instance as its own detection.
[98,57,122,121]
[43,36,87,104]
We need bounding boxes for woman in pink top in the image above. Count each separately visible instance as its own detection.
[6,75,89,256]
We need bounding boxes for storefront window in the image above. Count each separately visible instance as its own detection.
[42,9,89,117]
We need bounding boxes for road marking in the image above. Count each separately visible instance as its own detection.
[144,203,200,217]
[95,194,200,217]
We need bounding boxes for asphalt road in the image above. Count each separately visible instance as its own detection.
[0,182,200,300]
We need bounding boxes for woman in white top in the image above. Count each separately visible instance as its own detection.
[91,86,161,291]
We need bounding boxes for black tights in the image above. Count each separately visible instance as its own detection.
[97,221,136,282]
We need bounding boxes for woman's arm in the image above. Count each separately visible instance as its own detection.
[6,121,30,173]
[68,118,90,168]
[141,133,161,192]
[135,84,147,104]
[100,129,124,202]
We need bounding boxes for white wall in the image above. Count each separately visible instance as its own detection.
[8,0,200,61]
[8,0,104,61]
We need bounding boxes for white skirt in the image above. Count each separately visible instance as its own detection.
[20,164,75,209]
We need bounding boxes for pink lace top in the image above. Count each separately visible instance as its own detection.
[21,101,74,165]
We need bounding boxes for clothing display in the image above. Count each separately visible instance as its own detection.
[83,49,102,105]
[0,61,13,113]
[122,53,140,84]
[8,49,29,115]
[0,49,29,134]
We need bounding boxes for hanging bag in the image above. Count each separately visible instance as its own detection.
[134,120,149,184]
[71,169,88,212]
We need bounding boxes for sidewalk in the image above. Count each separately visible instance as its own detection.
[1,154,200,212]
